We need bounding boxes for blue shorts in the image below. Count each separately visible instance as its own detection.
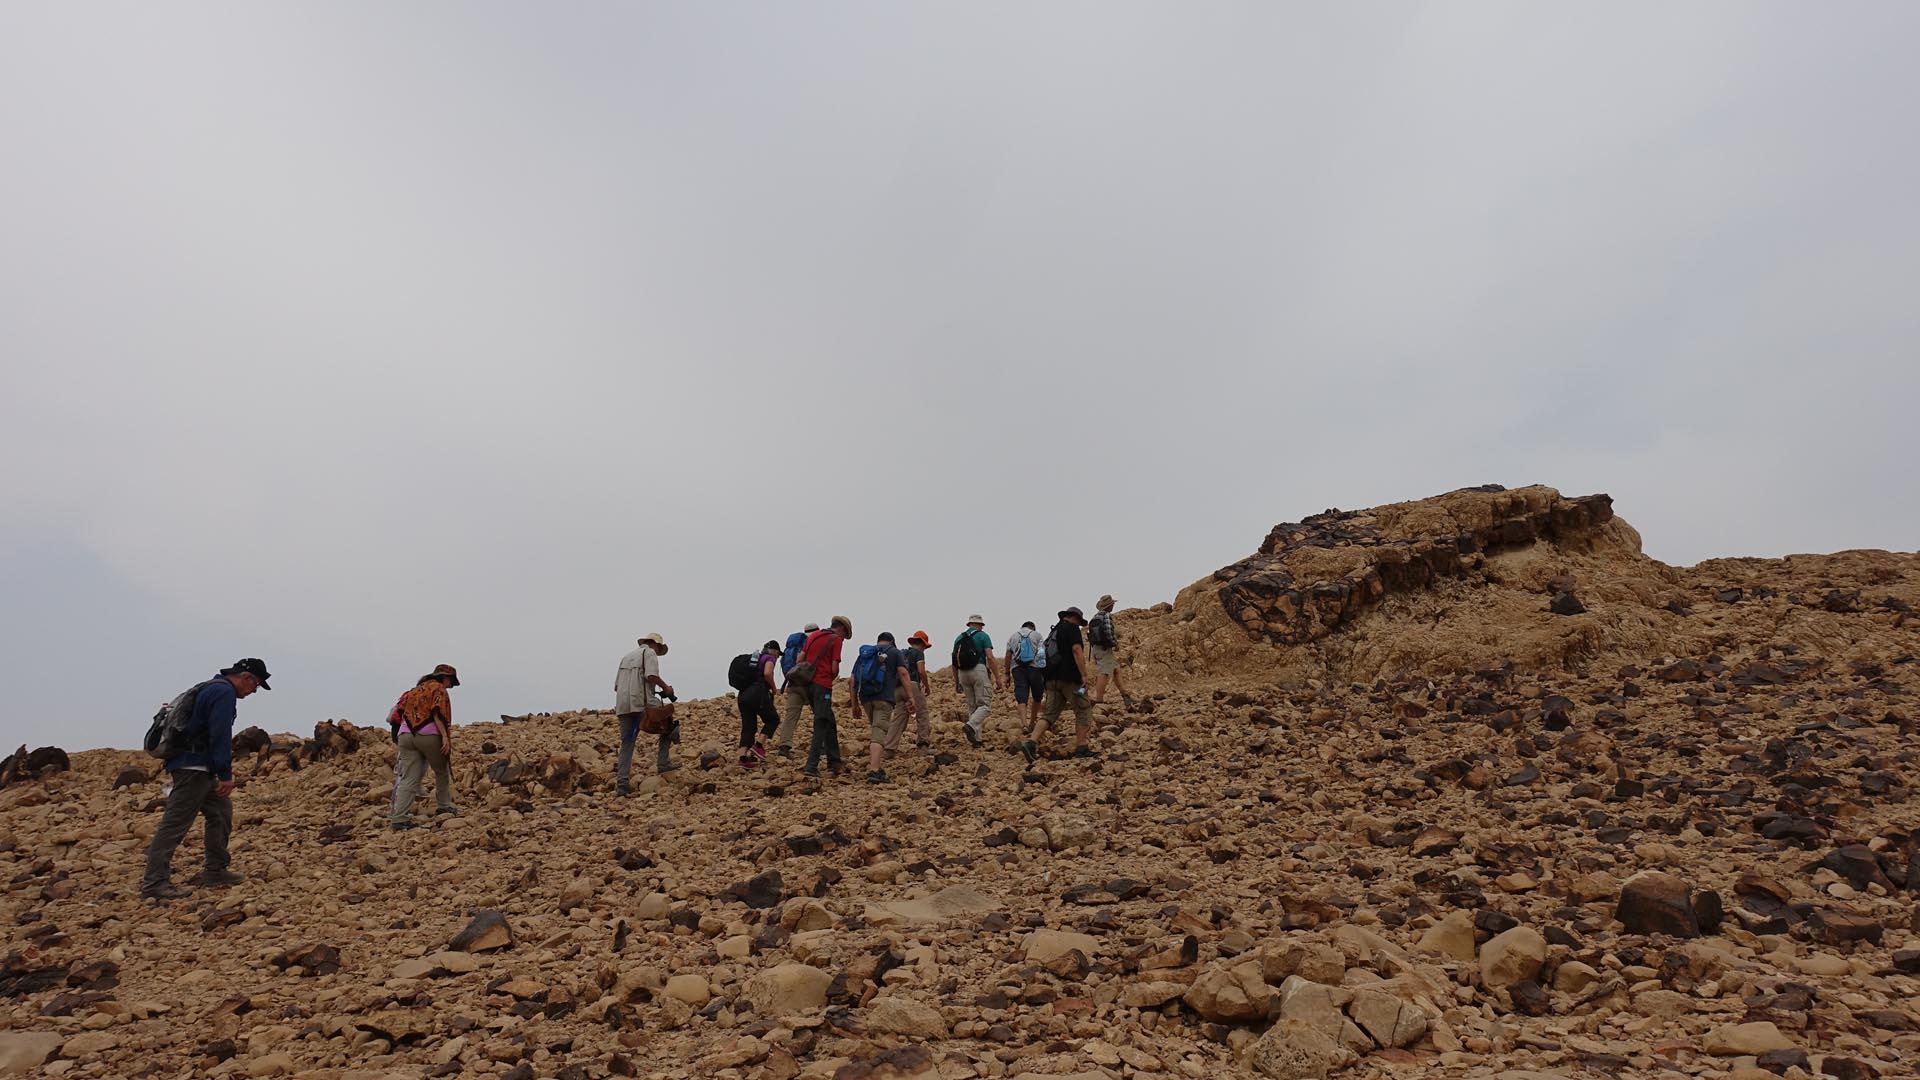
[1012,664,1046,703]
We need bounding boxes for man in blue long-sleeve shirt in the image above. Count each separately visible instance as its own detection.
[141,658,270,900]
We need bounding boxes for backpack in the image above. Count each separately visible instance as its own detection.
[1089,611,1116,647]
[852,645,891,699]
[386,693,407,739]
[1014,629,1040,665]
[1043,624,1061,668]
[143,681,211,760]
[788,630,832,686]
[781,631,808,674]
[728,652,761,692]
[953,630,984,671]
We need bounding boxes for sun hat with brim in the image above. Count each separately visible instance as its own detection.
[1097,594,1115,610]
[830,615,854,636]
[419,663,460,687]
[1058,607,1085,621]
[966,614,985,626]
[908,630,931,647]
[639,633,669,655]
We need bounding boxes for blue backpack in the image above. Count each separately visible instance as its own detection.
[781,630,809,674]
[852,645,891,698]
[1015,629,1043,666]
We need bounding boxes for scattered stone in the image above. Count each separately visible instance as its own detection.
[1479,926,1546,987]
[1703,1021,1794,1056]
[450,910,514,952]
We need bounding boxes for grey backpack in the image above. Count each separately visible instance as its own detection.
[143,682,210,760]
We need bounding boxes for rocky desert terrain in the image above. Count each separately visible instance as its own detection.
[2,484,1916,1080]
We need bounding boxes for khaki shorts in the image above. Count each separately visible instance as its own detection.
[864,699,894,745]
[1091,644,1119,675]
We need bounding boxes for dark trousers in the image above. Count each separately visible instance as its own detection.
[738,684,779,749]
[142,770,231,892]
[802,684,841,771]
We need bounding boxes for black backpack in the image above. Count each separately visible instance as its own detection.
[1089,611,1116,647]
[953,630,983,671]
[727,652,761,692]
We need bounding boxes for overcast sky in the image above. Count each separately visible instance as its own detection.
[3,3,1916,751]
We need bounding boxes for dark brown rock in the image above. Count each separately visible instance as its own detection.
[111,765,149,789]
[1806,910,1882,946]
[1616,871,1700,937]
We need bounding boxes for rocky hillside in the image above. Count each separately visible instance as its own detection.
[2,485,1917,1080]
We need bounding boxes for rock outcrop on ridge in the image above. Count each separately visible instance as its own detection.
[1,484,1916,1080]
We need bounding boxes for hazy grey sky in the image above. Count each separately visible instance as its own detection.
[4,3,1916,750]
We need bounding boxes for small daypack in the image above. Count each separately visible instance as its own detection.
[781,630,808,674]
[787,630,832,687]
[1015,629,1040,665]
[1043,624,1061,668]
[143,681,211,760]
[1089,611,1116,647]
[953,630,984,671]
[727,652,761,692]
[852,645,890,699]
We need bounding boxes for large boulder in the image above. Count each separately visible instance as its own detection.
[865,996,948,1038]
[1414,909,1477,962]
[1616,870,1712,937]
[0,1031,64,1076]
[747,963,832,1018]
[1183,960,1273,1022]
[1021,929,1099,964]
[1479,926,1546,988]
[1241,1017,1356,1080]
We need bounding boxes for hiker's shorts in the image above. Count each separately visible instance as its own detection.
[1090,645,1119,675]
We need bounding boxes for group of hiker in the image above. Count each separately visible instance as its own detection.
[137,597,1129,901]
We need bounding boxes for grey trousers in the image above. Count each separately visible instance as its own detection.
[617,713,674,786]
[958,666,993,739]
[142,770,231,892]
[391,731,454,824]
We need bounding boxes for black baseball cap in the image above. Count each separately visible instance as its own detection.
[224,658,272,689]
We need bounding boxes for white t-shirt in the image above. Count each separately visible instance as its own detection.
[614,647,661,714]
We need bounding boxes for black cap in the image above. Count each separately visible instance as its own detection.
[878,632,896,642]
[223,657,272,689]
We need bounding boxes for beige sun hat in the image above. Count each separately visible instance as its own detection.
[638,633,669,655]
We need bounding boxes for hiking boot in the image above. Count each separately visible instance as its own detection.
[142,883,191,901]
[434,807,459,816]
[964,726,983,748]
[1121,693,1137,708]
[828,762,845,778]
[390,821,416,831]
[1071,746,1098,759]
[1020,740,1038,765]
[188,869,244,887]
[615,782,631,797]
[801,765,820,778]
[915,740,930,750]
[778,747,794,759]
[866,770,889,785]
[657,763,680,774]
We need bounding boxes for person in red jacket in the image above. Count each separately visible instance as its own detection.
[799,615,853,778]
